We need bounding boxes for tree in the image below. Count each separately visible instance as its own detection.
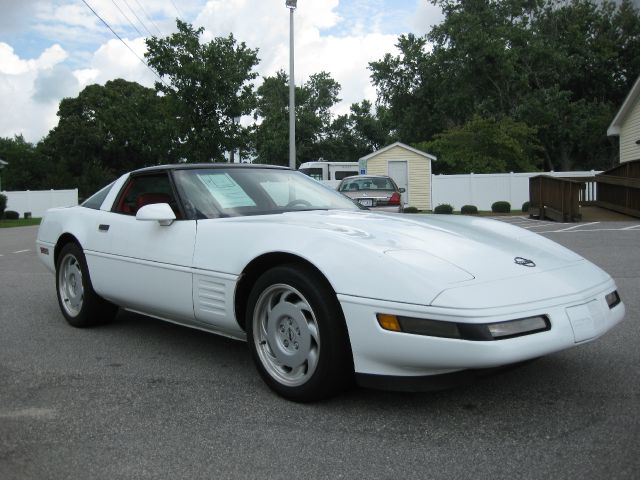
[423,115,542,174]
[254,70,342,165]
[253,71,290,165]
[40,79,173,196]
[0,135,50,191]
[321,101,395,161]
[145,20,259,162]
[369,0,640,171]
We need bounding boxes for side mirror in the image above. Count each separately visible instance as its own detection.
[136,203,176,226]
[398,188,406,193]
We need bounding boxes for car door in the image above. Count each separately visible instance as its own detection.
[87,171,197,323]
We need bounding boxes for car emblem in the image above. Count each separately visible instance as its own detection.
[514,257,536,267]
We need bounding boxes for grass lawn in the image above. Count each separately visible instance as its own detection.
[0,217,42,228]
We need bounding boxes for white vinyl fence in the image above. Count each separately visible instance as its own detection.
[2,189,78,218]
[431,171,599,211]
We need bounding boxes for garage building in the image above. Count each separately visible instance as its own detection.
[359,142,436,211]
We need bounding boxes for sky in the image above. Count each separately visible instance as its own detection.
[0,0,444,143]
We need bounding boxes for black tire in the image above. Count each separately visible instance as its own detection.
[246,264,354,402]
[55,243,118,327]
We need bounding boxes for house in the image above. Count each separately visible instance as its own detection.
[608,75,640,163]
[359,142,436,210]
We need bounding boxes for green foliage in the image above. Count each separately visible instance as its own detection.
[4,210,19,220]
[0,193,6,217]
[0,135,51,191]
[254,71,393,165]
[369,0,640,172]
[403,206,419,213]
[492,201,511,213]
[39,79,173,196]
[145,20,259,162]
[434,203,454,214]
[522,201,530,212]
[461,205,478,215]
[423,115,542,174]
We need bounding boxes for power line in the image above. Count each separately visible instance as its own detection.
[81,0,171,90]
[121,0,155,37]
[109,0,144,38]
[133,0,163,36]
[168,0,183,21]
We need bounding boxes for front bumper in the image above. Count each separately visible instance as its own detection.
[338,278,625,378]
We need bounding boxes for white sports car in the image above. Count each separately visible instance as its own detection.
[36,164,625,401]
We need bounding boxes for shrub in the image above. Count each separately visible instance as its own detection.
[0,193,6,218]
[4,210,19,220]
[461,205,478,215]
[403,206,419,214]
[433,204,454,214]
[491,201,511,213]
[521,201,530,213]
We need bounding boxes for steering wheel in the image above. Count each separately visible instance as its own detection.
[285,199,312,208]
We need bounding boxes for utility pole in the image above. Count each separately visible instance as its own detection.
[286,0,297,170]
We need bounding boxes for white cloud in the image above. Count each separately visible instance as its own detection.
[0,43,71,141]
[76,37,156,89]
[195,0,399,113]
[2,0,428,142]
[410,0,444,36]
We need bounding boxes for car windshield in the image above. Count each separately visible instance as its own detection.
[173,168,360,218]
[338,177,396,192]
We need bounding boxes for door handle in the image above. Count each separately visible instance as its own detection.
[98,224,110,232]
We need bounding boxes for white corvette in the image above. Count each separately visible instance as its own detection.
[36,164,625,401]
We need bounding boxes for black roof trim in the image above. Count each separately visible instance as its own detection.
[131,163,290,174]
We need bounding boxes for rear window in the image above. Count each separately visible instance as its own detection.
[338,177,396,192]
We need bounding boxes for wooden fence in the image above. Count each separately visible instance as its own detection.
[529,176,584,222]
[595,160,640,218]
[529,159,640,221]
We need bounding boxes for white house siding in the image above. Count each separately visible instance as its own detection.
[620,96,640,163]
[365,145,432,210]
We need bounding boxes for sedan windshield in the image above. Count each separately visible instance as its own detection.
[173,168,360,218]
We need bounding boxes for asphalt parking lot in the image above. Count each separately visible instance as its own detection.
[1,222,638,480]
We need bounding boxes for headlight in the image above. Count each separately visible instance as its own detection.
[376,313,550,341]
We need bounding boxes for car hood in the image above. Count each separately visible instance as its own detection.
[272,210,583,281]
[194,210,606,307]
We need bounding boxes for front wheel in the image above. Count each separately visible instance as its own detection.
[56,243,118,327]
[247,264,353,402]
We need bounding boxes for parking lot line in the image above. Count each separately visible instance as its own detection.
[554,222,600,232]
[621,224,640,230]
[13,249,30,254]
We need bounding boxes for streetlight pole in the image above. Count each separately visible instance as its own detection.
[286,0,297,170]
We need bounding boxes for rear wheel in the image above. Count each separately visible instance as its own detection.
[247,264,353,402]
[56,243,118,327]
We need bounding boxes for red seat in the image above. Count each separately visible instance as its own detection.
[136,192,172,210]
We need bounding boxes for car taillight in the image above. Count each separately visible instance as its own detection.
[389,192,401,205]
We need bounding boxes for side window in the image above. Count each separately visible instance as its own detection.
[299,168,324,181]
[81,182,114,210]
[113,173,181,218]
